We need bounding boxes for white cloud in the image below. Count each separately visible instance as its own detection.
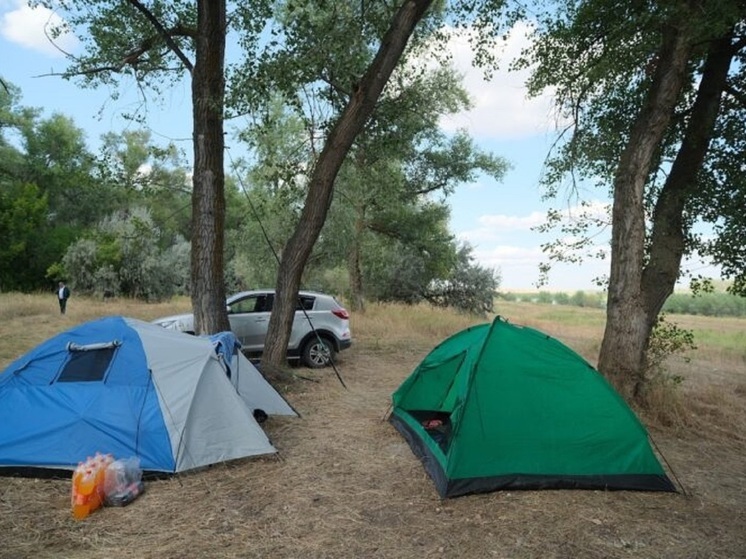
[473,243,610,290]
[480,241,722,291]
[461,204,725,290]
[457,200,610,244]
[455,203,615,289]
[478,211,548,230]
[456,211,547,243]
[557,199,611,222]
[0,0,78,57]
[468,244,544,289]
[435,22,561,140]
[474,244,544,267]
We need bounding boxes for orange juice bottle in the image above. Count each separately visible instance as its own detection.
[72,493,90,520]
[72,463,95,520]
[79,468,96,497]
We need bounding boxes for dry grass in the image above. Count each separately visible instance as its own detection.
[1,294,745,559]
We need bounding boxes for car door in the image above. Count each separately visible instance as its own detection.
[227,293,274,350]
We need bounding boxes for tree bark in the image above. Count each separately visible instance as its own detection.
[641,31,735,321]
[598,21,693,401]
[190,0,230,335]
[261,0,434,370]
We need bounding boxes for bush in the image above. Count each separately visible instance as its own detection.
[645,314,696,390]
[662,291,746,317]
[60,208,189,301]
[425,246,501,316]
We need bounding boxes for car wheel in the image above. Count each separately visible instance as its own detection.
[302,337,335,368]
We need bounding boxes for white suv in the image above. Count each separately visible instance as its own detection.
[152,290,352,368]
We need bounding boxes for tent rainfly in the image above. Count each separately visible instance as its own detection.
[0,316,296,474]
[389,316,676,498]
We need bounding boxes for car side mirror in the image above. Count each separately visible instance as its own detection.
[226,305,232,314]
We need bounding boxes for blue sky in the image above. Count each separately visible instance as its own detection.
[2,1,715,291]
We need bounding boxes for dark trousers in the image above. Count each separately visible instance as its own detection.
[59,298,67,314]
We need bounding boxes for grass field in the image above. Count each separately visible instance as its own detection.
[0,293,744,558]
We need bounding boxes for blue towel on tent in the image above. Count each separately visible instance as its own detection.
[207,332,242,378]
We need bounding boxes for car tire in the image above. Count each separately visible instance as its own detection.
[301,336,335,368]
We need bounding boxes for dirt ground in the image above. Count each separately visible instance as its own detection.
[1,313,745,559]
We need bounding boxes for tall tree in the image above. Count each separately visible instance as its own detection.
[522,0,746,401]
[598,14,694,399]
[238,63,507,312]
[98,129,192,245]
[21,113,102,228]
[338,65,507,311]
[0,85,40,291]
[189,0,229,333]
[227,0,518,368]
[0,182,48,291]
[231,0,439,370]
[262,0,432,372]
[0,82,106,290]
[335,127,506,312]
[34,0,245,333]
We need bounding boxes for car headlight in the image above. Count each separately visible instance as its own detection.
[156,320,179,330]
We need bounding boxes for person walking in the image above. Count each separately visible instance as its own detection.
[57,281,70,314]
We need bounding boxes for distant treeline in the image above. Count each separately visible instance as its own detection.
[500,291,746,318]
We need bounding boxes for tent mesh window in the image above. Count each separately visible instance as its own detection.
[57,346,117,383]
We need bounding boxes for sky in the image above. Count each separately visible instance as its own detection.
[0,1,717,291]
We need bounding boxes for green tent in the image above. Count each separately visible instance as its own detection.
[389,317,676,498]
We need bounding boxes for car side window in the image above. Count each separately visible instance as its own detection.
[296,296,315,311]
[230,296,259,314]
[256,294,274,312]
[230,294,274,314]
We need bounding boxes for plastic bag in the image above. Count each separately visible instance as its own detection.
[103,457,144,507]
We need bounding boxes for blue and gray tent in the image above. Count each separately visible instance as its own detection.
[0,316,296,474]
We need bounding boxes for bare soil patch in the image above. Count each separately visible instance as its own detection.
[1,298,744,558]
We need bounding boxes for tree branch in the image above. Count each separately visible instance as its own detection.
[126,0,195,73]
[319,72,352,99]
[34,17,195,80]
[412,181,448,196]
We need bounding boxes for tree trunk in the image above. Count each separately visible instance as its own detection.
[261,0,434,371]
[190,0,230,335]
[641,31,735,322]
[348,206,366,312]
[598,22,692,401]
